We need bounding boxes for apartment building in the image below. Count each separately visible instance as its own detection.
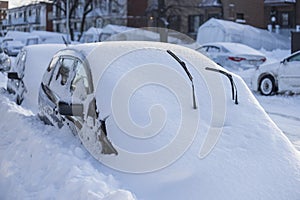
[3,2,53,32]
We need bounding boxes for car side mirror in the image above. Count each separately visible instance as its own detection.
[7,72,20,80]
[280,59,287,65]
[58,101,83,117]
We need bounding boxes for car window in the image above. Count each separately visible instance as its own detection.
[288,53,300,62]
[207,46,220,53]
[71,60,92,101]
[48,57,75,101]
[199,46,208,52]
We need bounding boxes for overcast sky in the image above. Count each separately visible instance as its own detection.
[8,0,40,8]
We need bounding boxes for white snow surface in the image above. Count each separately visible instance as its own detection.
[0,95,136,200]
[0,43,300,200]
[197,18,290,51]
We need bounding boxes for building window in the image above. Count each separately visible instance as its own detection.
[236,13,244,20]
[208,13,221,19]
[281,12,289,26]
[188,15,203,33]
[236,13,245,23]
[168,15,181,32]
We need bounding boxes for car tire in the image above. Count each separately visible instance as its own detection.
[259,75,276,96]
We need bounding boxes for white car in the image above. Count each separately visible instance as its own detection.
[6,44,66,108]
[251,50,300,95]
[197,42,266,70]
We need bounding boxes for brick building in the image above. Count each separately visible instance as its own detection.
[0,1,8,35]
[145,0,300,38]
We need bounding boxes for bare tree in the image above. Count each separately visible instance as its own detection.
[50,0,93,41]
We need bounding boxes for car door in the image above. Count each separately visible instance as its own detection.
[39,56,76,128]
[278,52,300,92]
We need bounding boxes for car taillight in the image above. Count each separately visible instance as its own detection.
[261,57,266,62]
[228,56,246,62]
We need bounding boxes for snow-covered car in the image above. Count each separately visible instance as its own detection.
[6,44,66,107]
[196,42,266,70]
[251,50,300,95]
[38,41,241,161]
[0,48,11,72]
[1,39,24,57]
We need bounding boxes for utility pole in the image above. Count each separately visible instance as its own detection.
[157,0,168,42]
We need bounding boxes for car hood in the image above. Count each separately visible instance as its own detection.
[257,60,280,74]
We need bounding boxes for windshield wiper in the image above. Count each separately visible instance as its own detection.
[167,50,197,109]
[205,67,238,105]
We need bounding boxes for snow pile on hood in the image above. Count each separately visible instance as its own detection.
[0,94,136,200]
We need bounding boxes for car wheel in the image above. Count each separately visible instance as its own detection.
[259,75,275,96]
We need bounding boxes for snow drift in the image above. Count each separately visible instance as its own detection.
[196,18,290,51]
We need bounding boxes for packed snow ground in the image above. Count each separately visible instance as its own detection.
[0,46,300,200]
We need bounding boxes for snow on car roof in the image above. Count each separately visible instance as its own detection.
[21,44,68,112]
[204,42,265,55]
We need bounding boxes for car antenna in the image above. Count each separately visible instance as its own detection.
[205,67,238,105]
[167,50,197,109]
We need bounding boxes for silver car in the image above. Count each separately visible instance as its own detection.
[6,44,66,107]
[251,50,300,95]
[197,42,266,70]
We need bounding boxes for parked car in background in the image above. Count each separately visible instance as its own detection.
[1,38,24,56]
[6,44,66,107]
[196,42,266,70]
[251,50,300,95]
[0,48,11,72]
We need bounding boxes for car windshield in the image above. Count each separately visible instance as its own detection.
[288,52,300,62]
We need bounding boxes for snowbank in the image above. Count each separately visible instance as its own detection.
[196,18,290,50]
[0,94,136,200]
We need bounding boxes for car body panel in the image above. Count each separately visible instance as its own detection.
[0,50,11,72]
